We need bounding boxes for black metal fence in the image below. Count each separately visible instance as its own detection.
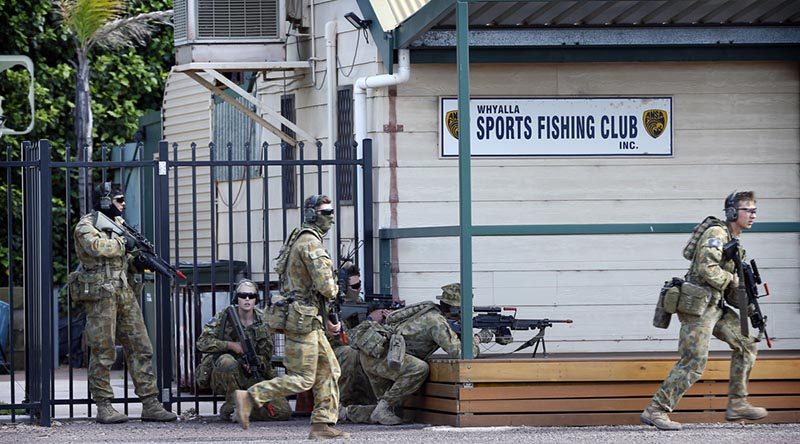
[0,138,373,425]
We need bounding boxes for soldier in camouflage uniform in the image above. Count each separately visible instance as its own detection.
[196,279,291,422]
[233,195,348,439]
[642,191,767,430]
[73,184,176,424]
[341,283,483,425]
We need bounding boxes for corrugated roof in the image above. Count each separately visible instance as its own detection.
[429,0,800,28]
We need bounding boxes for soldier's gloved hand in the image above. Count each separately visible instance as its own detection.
[123,234,137,252]
[747,303,756,316]
[475,328,494,344]
[730,272,740,289]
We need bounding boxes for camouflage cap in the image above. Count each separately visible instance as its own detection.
[436,283,461,306]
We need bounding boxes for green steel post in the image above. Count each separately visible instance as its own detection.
[456,0,473,359]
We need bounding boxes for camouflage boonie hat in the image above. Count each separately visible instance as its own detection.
[436,283,461,306]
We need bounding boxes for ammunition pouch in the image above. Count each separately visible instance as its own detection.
[69,271,114,302]
[284,300,318,335]
[266,293,291,333]
[653,278,682,329]
[723,285,745,309]
[677,281,713,316]
[386,334,406,370]
[351,320,392,358]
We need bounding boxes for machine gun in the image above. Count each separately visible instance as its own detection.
[95,212,187,281]
[225,305,264,379]
[723,239,772,347]
[450,306,573,358]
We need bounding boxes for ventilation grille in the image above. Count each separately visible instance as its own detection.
[174,0,187,41]
[197,0,279,39]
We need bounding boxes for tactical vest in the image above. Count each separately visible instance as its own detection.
[274,227,319,292]
[385,301,438,328]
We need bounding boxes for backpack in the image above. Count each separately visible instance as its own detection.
[682,216,727,260]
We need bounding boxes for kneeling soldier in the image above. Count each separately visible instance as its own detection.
[196,280,292,422]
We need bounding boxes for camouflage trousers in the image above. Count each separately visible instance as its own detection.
[652,302,758,411]
[334,345,376,407]
[343,350,428,423]
[83,287,157,402]
[247,329,340,424]
[210,354,291,421]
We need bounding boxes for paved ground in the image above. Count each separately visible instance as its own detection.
[0,417,799,444]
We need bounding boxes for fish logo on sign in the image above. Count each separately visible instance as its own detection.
[643,109,668,139]
[445,110,459,139]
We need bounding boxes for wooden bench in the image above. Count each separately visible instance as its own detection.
[405,351,800,427]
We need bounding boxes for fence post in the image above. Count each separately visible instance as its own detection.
[155,141,173,408]
[38,139,53,426]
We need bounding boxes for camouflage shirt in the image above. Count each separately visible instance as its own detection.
[687,223,743,301]
[196,307,276,380]
[388,302,466,360]
[74,211,133,286]
[282,224,338,314]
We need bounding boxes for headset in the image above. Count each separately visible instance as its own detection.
[99,182,112,211]
[724,191,739,222]
[303,194,322,223]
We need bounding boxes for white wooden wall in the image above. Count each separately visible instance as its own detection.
[370,61,800,354]
[161,1,799,355]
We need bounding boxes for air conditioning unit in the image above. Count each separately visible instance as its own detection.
[174,0,288,64]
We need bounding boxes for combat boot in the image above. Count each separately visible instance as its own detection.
[219,402,234,422]
[369,399,403,425]
[233,390,255,429]
[140,396,178,422]
[640,403,682,431]
[726,398,768,421]
[308,423,351,439]
[96,401,129,424]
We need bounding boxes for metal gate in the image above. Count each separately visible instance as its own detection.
[0,138,373,425]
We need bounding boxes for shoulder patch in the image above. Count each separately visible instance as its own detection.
[708,238,722,248]
[309,248,330,260]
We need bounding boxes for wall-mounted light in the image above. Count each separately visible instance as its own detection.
[345,12,371,30]
[345,12,372,44]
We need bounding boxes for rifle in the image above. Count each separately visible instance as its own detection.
[225,305,264,379]
[723,239,772,347]
[450,306,573,358]
[95,212,187,281]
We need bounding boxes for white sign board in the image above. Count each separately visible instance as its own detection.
[440,97,672,157]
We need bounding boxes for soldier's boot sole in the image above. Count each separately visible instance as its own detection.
[726,410,768,421]
[640,409,682,431]
[233,390,254,429]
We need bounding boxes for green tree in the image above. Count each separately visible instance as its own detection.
[0,0,174,287]
[57,0,171,214]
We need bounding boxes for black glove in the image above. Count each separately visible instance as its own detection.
[131,255,148,273]
[124,234,137,252]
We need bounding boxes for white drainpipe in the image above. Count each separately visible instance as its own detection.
[353,48,410,288]
[325,21,338,257]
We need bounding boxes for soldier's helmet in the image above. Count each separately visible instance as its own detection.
[436,283,461,307]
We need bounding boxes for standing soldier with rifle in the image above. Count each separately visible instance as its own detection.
[195,279,291,422]
[642,191,767,431]
[71,183,177,424]
[233,194,347,439]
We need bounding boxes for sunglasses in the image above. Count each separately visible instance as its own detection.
[236,292,258,300]
[737,207,757,215]
[349,281,361,290]
[316,208,334,216]
[113,196,125,203]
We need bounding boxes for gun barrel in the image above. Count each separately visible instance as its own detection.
[474,306,502,313]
